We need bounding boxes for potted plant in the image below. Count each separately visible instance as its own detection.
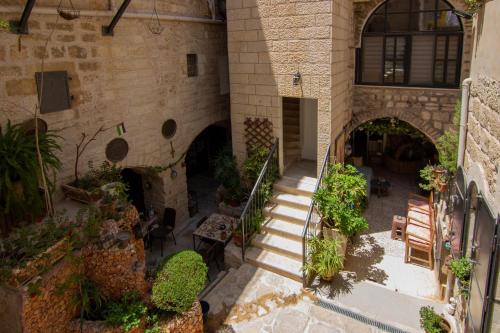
[214,149,243,207]
[419,165,449,193]
[419,306,451,333]
[313,163,368,248]
[303,236,343,281]
[449,257,472,297]
[0,121,61,233]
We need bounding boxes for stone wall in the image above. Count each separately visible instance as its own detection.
[159,300,203,333]
[351,85,460,141]
[226,0,336,170]
[462,1,500,331]
[0,4,229,227]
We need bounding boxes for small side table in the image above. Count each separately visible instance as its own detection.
[391,215,406,241]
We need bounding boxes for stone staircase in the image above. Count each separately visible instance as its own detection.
[245,161,317,282]
[282,97,301,169]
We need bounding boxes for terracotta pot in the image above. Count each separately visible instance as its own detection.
[438,182,448,193]
[233,232,243,247]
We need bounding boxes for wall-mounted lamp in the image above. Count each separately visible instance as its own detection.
[452,9,473,19]
[170,168,177,179]
[293,71,301,86]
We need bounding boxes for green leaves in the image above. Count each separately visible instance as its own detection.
[0,121,61,226]
[303,236,344,279]
[436,100,460,174]
[313,163,368,237]
[449,257,472,297]
[151,250,207,314]
[419,306,447,333]
[105,292,147,332]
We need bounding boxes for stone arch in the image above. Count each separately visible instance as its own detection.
[349,103,443,143]
[354,0,467,47]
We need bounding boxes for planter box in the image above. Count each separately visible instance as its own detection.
[61,183,101,204]
[8,238,70,288]
[68,319,144,333]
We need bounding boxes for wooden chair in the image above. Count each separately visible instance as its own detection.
[405,206,434,269]
[407,192,433,213]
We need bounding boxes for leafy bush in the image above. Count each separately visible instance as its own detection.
[314,163,368,237]
[0,121,61,229]
[419,165,449,192]
[151,250,207,314]
[105,292,147,332]
[450,257,472,296]
[436,101,460,174]
[419,306,446,333]
[303,236,343,280]
[214,149,243,204]
[77,161,122,192]
[243,146,270,185]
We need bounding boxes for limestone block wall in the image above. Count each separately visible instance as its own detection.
[351,86,460,142]
[227,0,335,170]
[0,3,229,226]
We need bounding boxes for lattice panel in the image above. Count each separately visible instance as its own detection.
[244,117,274,154]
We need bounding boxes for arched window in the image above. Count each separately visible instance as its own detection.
[356,0,463,87]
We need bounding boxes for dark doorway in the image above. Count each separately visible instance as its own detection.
[185,123,230,217]
[121,168,146,215]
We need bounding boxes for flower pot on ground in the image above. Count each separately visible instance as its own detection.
[419,165,450,193]
[232,230,243,247]
[419,306,451,333]
[303,236,344,281]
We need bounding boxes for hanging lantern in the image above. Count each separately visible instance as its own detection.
[57,0,80,20]
[148,0,164,35]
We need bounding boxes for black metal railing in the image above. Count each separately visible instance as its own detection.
[240,138,279,261]
[302,144,331,287]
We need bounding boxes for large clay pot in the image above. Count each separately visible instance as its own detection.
[233,232,243,247]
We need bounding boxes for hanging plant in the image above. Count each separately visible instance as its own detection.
[360,118,425,139]
[57,0,80,21]
[147,0,164,35]
[463,0,483,12]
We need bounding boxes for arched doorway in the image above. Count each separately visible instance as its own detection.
[185,122,230,217]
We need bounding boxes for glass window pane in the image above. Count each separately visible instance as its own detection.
[386,14,410,31]
[365,14,385,32]
[447,36,459,60]
[395,61,405,83]
[373,3,386,15]
[362,36,384,83]
[437,11,461,31]
[411,11,436,31]
[384,60,395,82]
[410,35,434,85]
[387,0,410,13]
[412,0,437,11]
[434,60,444,83]
[435,36,446,59]
[396,37,406,58]
[447,60,457,84]
[385,37,395,58]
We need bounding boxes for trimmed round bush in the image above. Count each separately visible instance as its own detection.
[151,250,207,314]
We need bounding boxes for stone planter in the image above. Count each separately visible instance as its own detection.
[159,300,203,333]
[68,319,145,333]
[61,183,102,204]
[7,237,70,288]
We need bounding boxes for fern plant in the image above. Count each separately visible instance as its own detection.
[303,236,344,280]
[0,121,61,231]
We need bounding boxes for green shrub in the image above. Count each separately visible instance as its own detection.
[450,257,472,296]
[436,101,460,174]
[419,306,446,333]
[303,236,343,280]
[213,149,243,204]
[151,250,207,314]
[105,292,147,332]
[313,163,368,237]
[243,146,270,185]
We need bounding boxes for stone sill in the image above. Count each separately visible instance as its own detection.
[354,85,460,93]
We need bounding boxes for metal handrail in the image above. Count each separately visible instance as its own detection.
[240,138,279,261]
[302,144,331,287]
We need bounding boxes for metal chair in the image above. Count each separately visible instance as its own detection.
[149,208,176,257]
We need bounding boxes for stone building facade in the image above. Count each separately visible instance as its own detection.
[0,0,229,227]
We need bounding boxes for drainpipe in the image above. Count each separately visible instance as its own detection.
[457,78,472,168]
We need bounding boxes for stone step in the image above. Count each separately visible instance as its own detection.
[284,141,300,149]
[274,176,316,196]
[284,133,300,140]
[264,204,308,224]
[271,192,312,209]
[252,233,302,259]
[283,116,299,125]
[262,218,304,241]
[245,247,303,282]
[284,124,300,133]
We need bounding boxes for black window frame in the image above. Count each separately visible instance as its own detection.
[356,0,463,88]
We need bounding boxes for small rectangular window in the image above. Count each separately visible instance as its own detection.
[35,71,71,114]
[187,54,198,77]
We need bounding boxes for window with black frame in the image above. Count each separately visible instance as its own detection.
[356,0,463,88]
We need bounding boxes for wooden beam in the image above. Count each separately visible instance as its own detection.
[101,0,131,36]
[16,0,37,34]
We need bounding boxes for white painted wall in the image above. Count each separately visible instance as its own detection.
[300,98,318,161]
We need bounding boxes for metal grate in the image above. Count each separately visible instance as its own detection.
[315,299,411,333]
[187,54,198,77]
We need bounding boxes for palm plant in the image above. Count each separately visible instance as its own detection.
[303,236,344,281]
[0,121,61,232]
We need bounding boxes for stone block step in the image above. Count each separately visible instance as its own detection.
[271,192,312,209]
[262,218,304,241]
[283,116,299,125]
[284,124,300,133]
[284,141,300,148]
[284,133,300,140]
[252,233,302,259]
[274,176,316,196]
[245,247,303,282]
[264,204,308,224]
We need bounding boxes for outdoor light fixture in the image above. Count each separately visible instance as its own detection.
[170,168,177,179]
[293,71,301,86]
[344,143,352,157]
[452,9,473,19]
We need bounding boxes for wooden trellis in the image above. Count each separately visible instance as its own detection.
[244,117,274,154]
